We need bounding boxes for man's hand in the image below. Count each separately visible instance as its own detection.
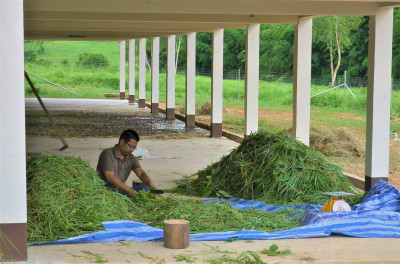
[127,188,136,197]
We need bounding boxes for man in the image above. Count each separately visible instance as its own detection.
[97,129,158,197]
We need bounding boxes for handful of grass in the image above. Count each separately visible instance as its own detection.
[177,131,358,204]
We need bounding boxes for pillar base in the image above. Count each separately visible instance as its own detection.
[166,108,175,120]
[129,95,135,104]
[365,175,388,191]
[138,99,146,108]
[0,223,28,261]
[211,123,222,138]
[119,92,126,100]
[186,115,195,129]
[151,103,159,115]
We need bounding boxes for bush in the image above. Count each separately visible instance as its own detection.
[76,53,109,69]
[24,50,37,63]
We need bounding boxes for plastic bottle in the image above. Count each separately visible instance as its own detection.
[393,130,399,142]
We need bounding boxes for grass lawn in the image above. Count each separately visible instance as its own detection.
[24,40,400,188]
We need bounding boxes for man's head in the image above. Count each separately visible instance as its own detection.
[119,129,140,143]
[118,129,140,154]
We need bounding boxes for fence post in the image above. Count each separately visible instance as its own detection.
[238,68,240,103]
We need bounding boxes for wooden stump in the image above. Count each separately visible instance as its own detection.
[163,219,190,249]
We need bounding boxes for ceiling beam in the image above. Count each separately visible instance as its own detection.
[24,11,300,24]
[23,0,387,16]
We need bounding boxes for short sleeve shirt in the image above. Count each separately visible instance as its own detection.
[96,145,141,188]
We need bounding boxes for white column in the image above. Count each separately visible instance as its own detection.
[186,32,196,128]
[128,39,135,104]
[119,40,126,100]
[212,29,224,138]
[151,37,160,114]
[0,0,27,261]
[166,35,176,120]
[365,8,394,190]
[293,17,312,146]
[138,38,146,108]
[244,24,260,136]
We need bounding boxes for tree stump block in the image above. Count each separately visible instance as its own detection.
[163,219,190,249]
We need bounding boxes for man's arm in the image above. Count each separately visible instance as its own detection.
[103,170,136,197]
[133,167,156,189]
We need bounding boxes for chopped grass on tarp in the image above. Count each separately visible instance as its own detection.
[131,192,302,233]
[27,154,303,243]
[175,131,360,204]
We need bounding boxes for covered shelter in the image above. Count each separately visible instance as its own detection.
[1,0,399,261]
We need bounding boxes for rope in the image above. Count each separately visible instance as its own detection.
[25,71,80,96]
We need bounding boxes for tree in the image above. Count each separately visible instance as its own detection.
[259,24,294,74]
[196,33,212,71]
[392,8,400,79]
[223,29,246,72]
[313,16,364,87]
[345,17,369,78]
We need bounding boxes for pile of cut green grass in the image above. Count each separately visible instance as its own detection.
[131,192,302,233]
[176,131,360,204]
[27,154,137,242]
[27,154,303,243]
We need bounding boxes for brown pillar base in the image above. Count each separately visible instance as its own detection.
[129,95,135,104]
[166,108,175,120]
[151,103,159,115]
[365,175,388,191]
[119,92,126,100]
[0,223,28,261]
[138,99,146,108]
[211,123,223,138]
[186,115,195,130]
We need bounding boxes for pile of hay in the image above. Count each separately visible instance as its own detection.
[309,127,365,157]
[176,102,228,116]
[177,131,358,204]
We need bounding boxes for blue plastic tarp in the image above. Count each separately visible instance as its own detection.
[35,179,400,245]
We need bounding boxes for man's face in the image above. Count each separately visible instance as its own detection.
[122,139,138,155]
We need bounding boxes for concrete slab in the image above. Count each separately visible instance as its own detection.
[24,98,400,263]
[25,136,400,264]
[27,237,400,264]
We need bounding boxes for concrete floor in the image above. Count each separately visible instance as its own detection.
[24,98,400,264]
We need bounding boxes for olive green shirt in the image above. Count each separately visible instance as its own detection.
[96,145,141,188]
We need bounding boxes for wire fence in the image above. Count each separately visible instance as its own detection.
[168,67,400,90]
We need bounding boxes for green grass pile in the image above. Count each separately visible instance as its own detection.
[176,131,360,204]
[27,154,303,243]
[27,154,136,242]
[131,192,302,233]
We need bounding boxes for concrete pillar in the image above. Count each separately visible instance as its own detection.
[166,35,176,120]
[138,38,146,108]
[0,0,28,261]
[119,40,126,100]
[186,32,196,129]
[365,8,393,190]
[128,39,136,104]
[211,29,224,138]
[293,17,312,146]
[151,37,160,115]
[244,24,260,136]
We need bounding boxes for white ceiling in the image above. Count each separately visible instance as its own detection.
[24,0,400,40]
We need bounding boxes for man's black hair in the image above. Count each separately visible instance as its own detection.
[119,129,140,143]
